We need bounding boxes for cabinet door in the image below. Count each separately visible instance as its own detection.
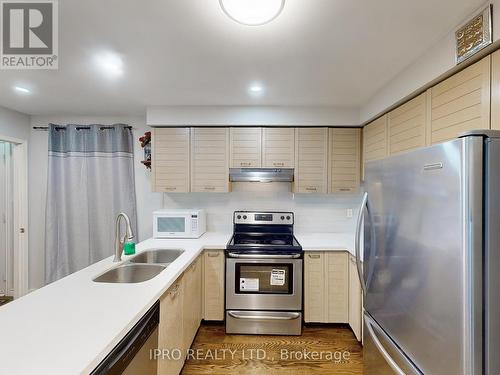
[294,128,328,193]
[230,127,262,168]
[191,128,230,193]
[326,252,349,323]
[388,92,427,155]
[183,256,202,351]
[152,128,190,193]
[348,255,362,342]
[203,250,225,321]
[363,115,388,163]
[158,278,184,375]
[304,252,326,323]
[429,56,491,144]
[262,128,295,168]
[490,50,500,130]
[328,128,361,193]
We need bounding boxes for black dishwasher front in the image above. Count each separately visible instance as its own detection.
[91,301,159,375]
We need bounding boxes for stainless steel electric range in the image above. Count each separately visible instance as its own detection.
[225,211,303,335]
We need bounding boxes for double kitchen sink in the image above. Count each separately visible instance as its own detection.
[93,249,184,283]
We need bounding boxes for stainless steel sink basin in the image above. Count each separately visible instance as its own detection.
[129,249,184,265]
[93,264,166,283]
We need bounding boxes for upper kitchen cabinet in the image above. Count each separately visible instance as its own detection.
[152,128,190,193]
[490,50,500,130]
[262,128,295,168]
[294,128,328,193]
[388,92,427,155]
[363,115,388,163]
[230,127,262,168]
[328,128,361,193]
[191,128,230,193]
[429,56,491,144]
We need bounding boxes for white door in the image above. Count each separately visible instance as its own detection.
[0,142,14,296]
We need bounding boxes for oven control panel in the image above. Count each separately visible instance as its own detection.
[234,211,294,225]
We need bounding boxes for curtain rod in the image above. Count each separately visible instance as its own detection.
[33,125,134,130]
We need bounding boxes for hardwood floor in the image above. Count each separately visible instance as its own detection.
[181,323,363,375]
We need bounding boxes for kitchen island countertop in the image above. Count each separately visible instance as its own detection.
[0,231,354,375]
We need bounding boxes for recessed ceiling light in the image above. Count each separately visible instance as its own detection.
[220,0,285,26]
[249,85,263,93]
[14,86,31,94]
[248,84,265,97]
[93,51,124,78]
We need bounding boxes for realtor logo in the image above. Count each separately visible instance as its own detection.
[1,0,58,69]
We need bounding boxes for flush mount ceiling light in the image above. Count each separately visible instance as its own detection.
[248,83,265,97]
[220,0,285,26]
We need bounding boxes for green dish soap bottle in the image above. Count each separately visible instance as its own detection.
[123,241,136,256]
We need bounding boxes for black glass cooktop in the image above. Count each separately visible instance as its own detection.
[227,232,302,253]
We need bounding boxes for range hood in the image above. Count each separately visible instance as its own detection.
[229,168,294,183]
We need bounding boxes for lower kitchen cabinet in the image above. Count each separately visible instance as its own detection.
[304,251,362,341]
[304,251,348,323]
[203,249,225,321]
[348,254,362,341]
[183,255,203,350]
[304,252,326,322]
[326,252,349,323]
[158,255,202,375]
[158,279,184,375]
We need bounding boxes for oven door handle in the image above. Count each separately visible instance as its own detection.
[227,252,301,259]
[228,311,301,320]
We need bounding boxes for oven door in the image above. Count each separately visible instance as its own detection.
[226,257,302,311]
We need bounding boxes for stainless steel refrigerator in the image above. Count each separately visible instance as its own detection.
[356,131,500,375]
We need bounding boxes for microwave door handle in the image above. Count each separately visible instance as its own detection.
[355,192,368,295]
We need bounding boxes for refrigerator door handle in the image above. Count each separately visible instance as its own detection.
[365,316,406,375]
[355,192,368,294]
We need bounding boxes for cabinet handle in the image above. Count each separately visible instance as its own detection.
[169,284,180,298]
[164,187,177,191]
[339,188,351,192]
[240,162,252,167]
[207,252,220,257]
[305,187,318,192]
[204,186,216,191]
[273,162,285,167]
[308,254,321,259]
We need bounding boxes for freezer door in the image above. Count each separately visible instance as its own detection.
[363,137,483,375]
[363,313,421,375]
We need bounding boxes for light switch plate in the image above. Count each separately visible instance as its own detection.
[346,208,353,218]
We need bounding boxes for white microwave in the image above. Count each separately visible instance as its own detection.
[153,209,206,238]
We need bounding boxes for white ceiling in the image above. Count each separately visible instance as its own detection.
[0,0,486,116]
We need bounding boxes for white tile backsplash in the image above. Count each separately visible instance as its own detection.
[162,182,363,233]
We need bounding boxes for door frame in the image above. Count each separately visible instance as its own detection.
[0,134,28,298]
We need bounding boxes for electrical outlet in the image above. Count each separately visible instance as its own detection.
[346,208,353,218]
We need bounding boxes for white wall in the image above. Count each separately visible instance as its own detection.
[28,115,162,290]
[147,105,359,126]
[360,0,500,123]
[0,106,30,141]
[163,183,362,234]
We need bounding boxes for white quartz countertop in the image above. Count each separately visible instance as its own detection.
[0,231,354,375]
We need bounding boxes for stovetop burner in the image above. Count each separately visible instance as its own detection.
[226,211,302,255]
